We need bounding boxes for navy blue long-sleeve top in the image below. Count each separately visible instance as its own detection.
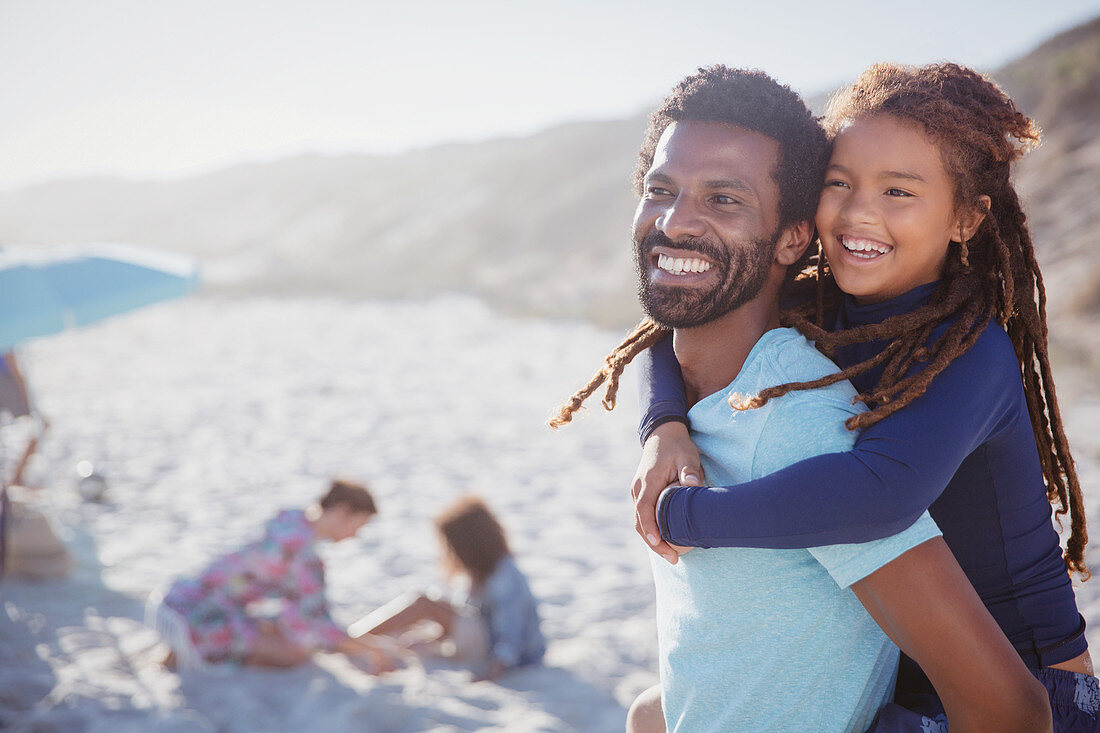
[641,282,1085,665]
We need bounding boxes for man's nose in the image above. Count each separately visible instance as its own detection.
[656,195,707,240]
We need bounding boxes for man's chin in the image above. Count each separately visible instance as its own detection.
[641,290,721,329]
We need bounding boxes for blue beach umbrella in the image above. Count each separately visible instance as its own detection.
[0,242,201,351]
[0,242,199,580]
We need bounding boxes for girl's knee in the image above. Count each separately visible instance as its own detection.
[263,647,309,668]
[281,645,310,667]
[627,684,665,733]
[245,629,310,668]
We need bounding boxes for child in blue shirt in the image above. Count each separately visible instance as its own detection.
[352,496,544,681]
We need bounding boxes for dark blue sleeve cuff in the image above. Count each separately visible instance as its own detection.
[657,485,711,548]
[638,409,690,447]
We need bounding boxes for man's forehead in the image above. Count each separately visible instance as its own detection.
[649,121,779,179]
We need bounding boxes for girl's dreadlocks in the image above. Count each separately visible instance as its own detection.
[552,62,1089,577]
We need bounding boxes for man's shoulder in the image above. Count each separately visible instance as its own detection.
[743,330,863,478]
[754,328,860,408]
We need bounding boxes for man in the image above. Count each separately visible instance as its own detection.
[616,67,1048,732]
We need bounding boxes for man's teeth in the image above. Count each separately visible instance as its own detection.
[842,236,892,259]
[657,254,713,275]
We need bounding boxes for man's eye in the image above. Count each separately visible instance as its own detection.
[646,186,672,197]
[713,195,740,205]
[823,179,849,189]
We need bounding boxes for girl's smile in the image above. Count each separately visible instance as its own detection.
[816,114,980,304]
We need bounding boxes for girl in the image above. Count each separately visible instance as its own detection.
[352,495,545,682]
[555,63,1098,730]
[149,478,397,672]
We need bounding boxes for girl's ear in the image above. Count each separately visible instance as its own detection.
[952,195,991,243]
[775,220,813,266]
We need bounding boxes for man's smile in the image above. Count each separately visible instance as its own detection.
[646,244,719,285]
[657,253,714,275]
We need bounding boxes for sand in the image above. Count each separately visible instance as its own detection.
[1,295,1098,732]
[0,296,656,732]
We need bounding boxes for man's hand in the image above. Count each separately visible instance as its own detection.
[631,421,705,564]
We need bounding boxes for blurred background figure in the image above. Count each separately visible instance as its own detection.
[147,478,400,672]
[0,350,45,487]
[0,350,69,581]
[0,352,31,420]
[352,495,545,682]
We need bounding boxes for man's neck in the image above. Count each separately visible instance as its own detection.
[673,295,781,406]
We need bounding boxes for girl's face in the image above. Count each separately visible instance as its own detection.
[439,537,463,578]
[816,114,968,304]
[328,508,373,542]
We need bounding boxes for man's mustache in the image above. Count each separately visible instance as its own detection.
[638,230,726,265]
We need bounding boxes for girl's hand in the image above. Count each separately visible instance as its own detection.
[365,646,398,675]
[475,659,507,682]
[631,421,704,564]
[341,634,400,674]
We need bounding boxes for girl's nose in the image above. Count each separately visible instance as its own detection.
[838,189,878,226]
[656,196,707,241]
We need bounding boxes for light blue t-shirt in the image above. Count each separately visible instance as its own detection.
[653,328,941,733]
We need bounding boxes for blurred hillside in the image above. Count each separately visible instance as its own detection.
[997,15,1100,374]
[0,16,1098,346]
[0,119,646,326]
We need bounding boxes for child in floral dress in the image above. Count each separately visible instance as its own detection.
[149,478,396,671]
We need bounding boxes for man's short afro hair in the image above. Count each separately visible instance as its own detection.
[633,65,829,227]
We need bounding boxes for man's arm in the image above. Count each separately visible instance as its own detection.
[851,538,1051,733]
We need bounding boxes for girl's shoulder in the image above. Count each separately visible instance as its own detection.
[920,317,1023,412]
[939,317,1019,379]
[263,509,313,551]
[486,555,531,592]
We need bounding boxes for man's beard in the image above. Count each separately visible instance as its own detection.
[635,229,778,329]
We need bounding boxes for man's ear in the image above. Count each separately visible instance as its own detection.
[951,195,991,243]
[774,220,813,266]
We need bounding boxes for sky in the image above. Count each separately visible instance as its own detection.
[1,0,1098,189]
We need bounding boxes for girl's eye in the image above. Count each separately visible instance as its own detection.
[885,188,912,197]
[824,179,849,189]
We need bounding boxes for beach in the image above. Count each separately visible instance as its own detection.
[2,295,1098,732]
[0,296,657,732]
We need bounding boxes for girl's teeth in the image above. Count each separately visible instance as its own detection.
[842,236,892,258]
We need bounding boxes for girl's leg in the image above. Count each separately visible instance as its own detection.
[242,623,310,668]
[1050,649,1094,677]
[350,591,457,638]
[627,684,665,733]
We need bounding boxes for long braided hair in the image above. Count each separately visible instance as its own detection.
[553,62,1089,576]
